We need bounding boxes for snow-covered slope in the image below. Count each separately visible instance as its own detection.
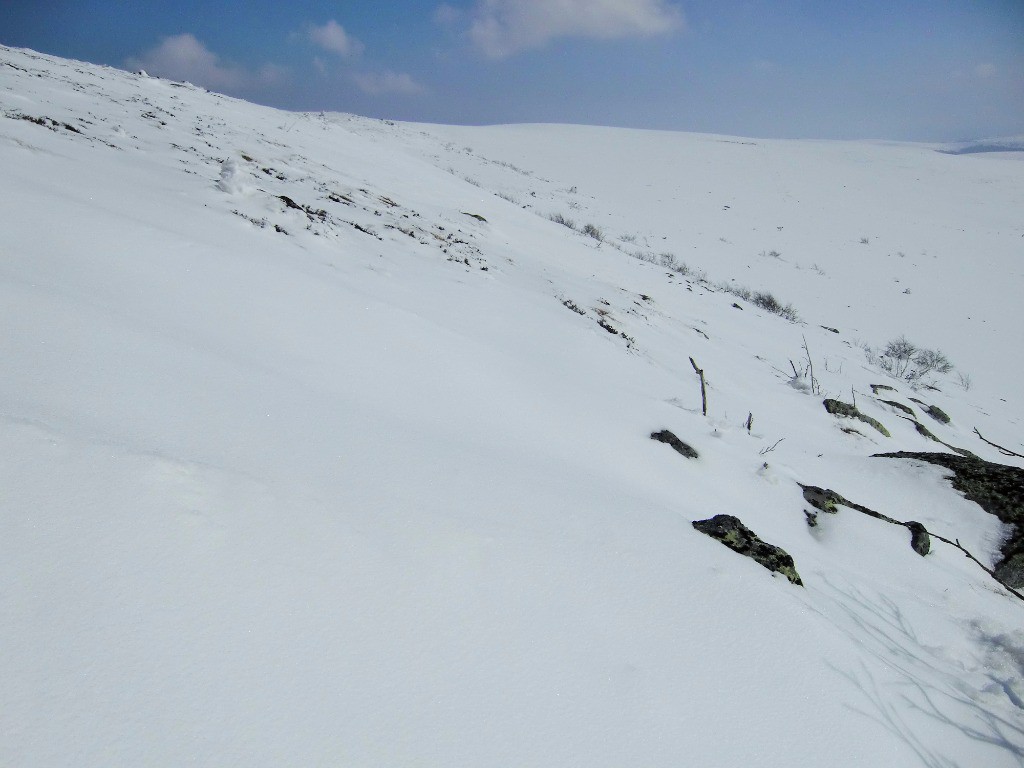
[2,45,1022,767]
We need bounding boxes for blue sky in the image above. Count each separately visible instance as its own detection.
[2,1,1021,140]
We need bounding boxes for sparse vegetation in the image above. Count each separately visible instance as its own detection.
[869,336,955,383]
[549,212,576,229]
[581,223,604,242]
[718,282,800,322]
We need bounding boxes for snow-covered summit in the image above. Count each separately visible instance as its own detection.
[2,44,1023,767]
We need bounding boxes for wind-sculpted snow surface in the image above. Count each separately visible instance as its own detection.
[2,45,1023,767]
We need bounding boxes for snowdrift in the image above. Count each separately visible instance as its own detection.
[2,45,1023,767]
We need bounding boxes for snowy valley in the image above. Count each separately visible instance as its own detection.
[2,45,1023,767]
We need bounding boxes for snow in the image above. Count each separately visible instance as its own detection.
[1,44,1023,767]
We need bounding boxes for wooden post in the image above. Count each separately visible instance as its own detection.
[689,357,707,417]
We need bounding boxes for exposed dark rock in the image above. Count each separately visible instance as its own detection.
[800,485,843,514]
[996,554,1024,590]
[924,405,951,424]
[873,451,1024,586]
[906,521,931,556]
[651,430,699,459]
[879,399,915,416]
[799,482,932,557]
[871,384,896,394]
[907,419,977,458]
[821,326,839,334]
[461,211,487,222]
[692,514,802,585]
[823,398,890,437]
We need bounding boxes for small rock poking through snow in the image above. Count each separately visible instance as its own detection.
[692,514,803,585]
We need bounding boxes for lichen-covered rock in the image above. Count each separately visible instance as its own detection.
[923,405,951,424]
[879,399,915,416]
[692,514,803,585]
[800,485,843,514]
[995,553,1024,590]
[870,384,896,395]
[906,521,931,556]
[823,399,891,437]
[651,429,699,459]
[873,451,1024,586]
[910,421,977,458]
[797,482,931,558]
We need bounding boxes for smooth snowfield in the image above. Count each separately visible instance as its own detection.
[2,46,1023,767]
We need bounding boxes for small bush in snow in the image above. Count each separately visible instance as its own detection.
[549,212,576,230]
[718,282,752,301]
[716,282,798,321]
[752,291,799,321]
[880,336,917,378]
[872,336,955,383]
[582,223,604,242]
[914,347,954,376]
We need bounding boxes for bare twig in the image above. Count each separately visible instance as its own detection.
[689,357,707,416]
[759,438,784,455]
[933,535,1024,603]
[974,428,1024,459]
[802,335,820,395]
[816,485,1024,604]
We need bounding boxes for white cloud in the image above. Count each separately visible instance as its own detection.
[352,71,427,96]
[127,34,284,90]
[434,3,463,27]
[307,20,364,58]
[458,0,684,58]
[974,62,997,78]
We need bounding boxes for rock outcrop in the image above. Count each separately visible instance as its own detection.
[874,451,1024,587]
[692,514,802,585]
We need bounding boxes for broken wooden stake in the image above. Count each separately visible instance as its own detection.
[690,356,707,417]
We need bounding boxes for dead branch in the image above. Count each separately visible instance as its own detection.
[689,356,707,416]
[974,428,1024,459]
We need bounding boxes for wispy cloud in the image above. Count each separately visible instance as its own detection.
[452,0,684,58]
[127,34,285,90]
[306,20,364,58]
[352,71,427,96]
